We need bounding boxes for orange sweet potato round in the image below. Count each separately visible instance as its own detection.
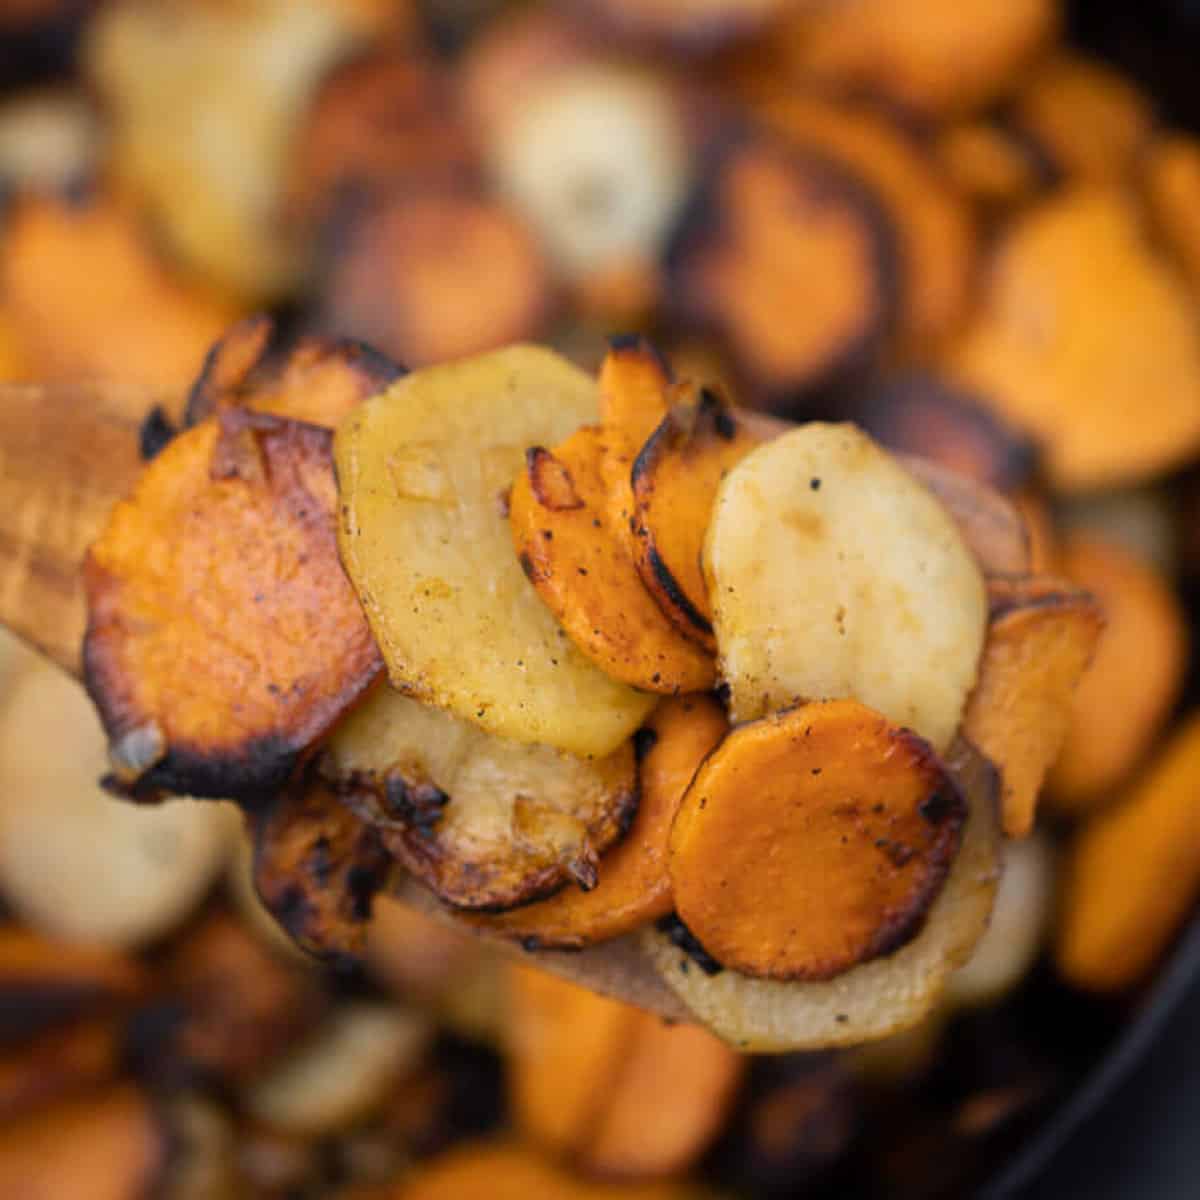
[83,407,383,802]
[472,695,728,948]
[670,699,966,981]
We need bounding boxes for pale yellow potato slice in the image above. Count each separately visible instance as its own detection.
[704,423,987,750]
[335,346,655,757]
[643,740,1001,1051]
[322,684,637,911]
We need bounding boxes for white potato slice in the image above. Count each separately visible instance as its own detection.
[322,684,637,910]
[643,740,1001,1051]
[705,422,987,750]
[0,656,236,948]
[335,345,655,757]
[946,829,1055,1009]
[243,1003,431,1135]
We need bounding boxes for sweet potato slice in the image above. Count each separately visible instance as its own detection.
[507,967,742,1179]
[962,577,1103,837]
[1145,134,1200,296]
[706,424,987,750]
[321,683,637,911]
[472,696,728,947]
[598,335,676,448]
[1050,534,1188,809]
[852,373,1037,493]
[0,1085,166,1200]
[323,185,553,368]
[0,190,240,391]
[949,188,1200,491]
[335,346,655,757]
[185,315,403,428]
[670,700,966,982]
[512,425,715,692]
[84,407,383,802]
[665,131,898,408]
[644,738,1001,1051]
[631,391,773,646]
[1012,53,1155,183]
[1056,712,1200,991]
[742,91,976,349]
[252,776,397,958]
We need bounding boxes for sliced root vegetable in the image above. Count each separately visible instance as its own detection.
[185,314,402,428]
[665,132,897,407]
[706,423,987,751]
[0,1018,121,1123]
[243,1002,432,1136]
[631,391,773,646]
[963,577,1103,837]
[948,831,1055,1009]
[507,966,743,1179]
[252,777,397,958]
[512,426,714,692]
[670,700,966,982]
[1145,134,1200,297]
[645,738,1001,1051]
[323,684,637,911]
[949,188,1200,491]
[597,335,677,450]
[575,0,793,54]
[322,185,554,369]
[1012,53,1155,183]
[852,372,1038,493]
[0,656,235,948]
[84,407,383,802]
[471,696,727,947]
[489,61,691,286]
[1049,534,1188,809]
[0,1085,166,1200]
[1057,712,1200,992]
[335,345,655,757]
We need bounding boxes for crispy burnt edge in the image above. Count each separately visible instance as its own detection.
[686,708,969,983]
[628,386,743,642]
[322,762,641,916]
[250,772,398,961]
[184,313,405,427]
[572,0,782,57]
[83,412,384,806]
[850,372,1040,493]
[662,123,902,416]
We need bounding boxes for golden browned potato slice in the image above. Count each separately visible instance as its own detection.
[1057,712,1200,991]
[335,346,655,756]
[511,426,715,692]
[670,700,966,981]
[185,315,403,428]
[575,0,793,53]
[506,967,743,1179]
[768,0,1058,117]
[1050,534,1188,808]
[706,423,987,750]
[0,190,240,392]
[0,656,236,948]
[852,373,1037,493]
[950,188,1200,491]
[631,392,773,647]
[323,185,554,368]
[947,831,1055,1009]
[644,738,1001,1051]
[471,695,727,947]
[252,776,397,957]
[1012,53,1155,183]
[0,1085,166,1200]
[86,0,397,301]
[1145,134,1200,297]
[84,407,383,801]
[667,132,897,408]
[321,683,637,910]
[598,335,677,447]
[243,1002,432,1135]
[742,91,976,350]
[963,577,1103,837]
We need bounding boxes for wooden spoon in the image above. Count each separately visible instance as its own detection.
[0,380,1029,1021]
